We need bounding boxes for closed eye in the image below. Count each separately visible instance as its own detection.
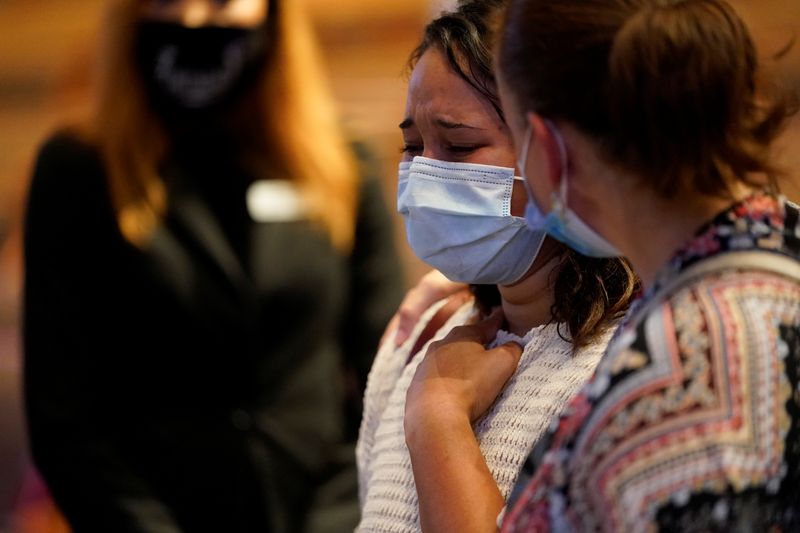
[447,144,486,155]
[400,144,423,155]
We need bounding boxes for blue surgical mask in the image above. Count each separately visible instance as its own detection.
[397,156,546,285]
[517,122,622,258]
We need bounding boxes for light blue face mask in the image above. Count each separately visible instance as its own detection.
[517,121,622,258]
[397,156,546,285]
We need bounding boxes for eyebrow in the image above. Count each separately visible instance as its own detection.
[398,118,485,130]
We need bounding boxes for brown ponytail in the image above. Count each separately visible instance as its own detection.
[549,249,637,348]
[499,0,797,198]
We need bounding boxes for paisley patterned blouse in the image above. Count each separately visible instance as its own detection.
[501,193,800,532]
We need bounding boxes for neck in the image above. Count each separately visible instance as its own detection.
[609,183,754,288]
[498,257,557,337]
[555,124,757,290]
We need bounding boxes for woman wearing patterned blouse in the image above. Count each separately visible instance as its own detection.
[407,0,800,531]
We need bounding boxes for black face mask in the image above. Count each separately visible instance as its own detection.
[135,21,267,115]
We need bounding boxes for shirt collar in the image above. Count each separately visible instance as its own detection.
[647,192,786,298]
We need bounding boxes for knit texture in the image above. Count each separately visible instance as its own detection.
[356,300,611,532]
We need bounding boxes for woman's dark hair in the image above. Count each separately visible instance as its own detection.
[412,0,640,347]
[499,0,797,197]
[409,0,507,120]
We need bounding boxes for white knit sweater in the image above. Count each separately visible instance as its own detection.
[356,299,611,533]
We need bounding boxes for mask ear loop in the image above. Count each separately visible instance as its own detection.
[544,119,569,219]
[516,124,538,205]
[517,123,534,175]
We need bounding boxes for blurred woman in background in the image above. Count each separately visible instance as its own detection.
[22,0,403,531]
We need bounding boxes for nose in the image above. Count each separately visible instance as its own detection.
[180,0,214,27]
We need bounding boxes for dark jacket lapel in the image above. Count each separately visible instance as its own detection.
[169,189,258,312]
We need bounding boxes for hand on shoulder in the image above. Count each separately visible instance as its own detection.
[380,270,467,349]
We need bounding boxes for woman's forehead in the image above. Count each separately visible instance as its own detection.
[405,49,504,129]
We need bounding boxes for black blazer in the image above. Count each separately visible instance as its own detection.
[23,132,404,533]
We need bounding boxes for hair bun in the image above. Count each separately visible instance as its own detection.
[607,0,764,194]
[499,0,793,197]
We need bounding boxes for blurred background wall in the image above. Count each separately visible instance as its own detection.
[0,0,797,531]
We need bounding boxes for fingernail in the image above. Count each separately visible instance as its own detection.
[395,330,409,347]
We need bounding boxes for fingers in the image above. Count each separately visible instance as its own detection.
[472,307,506,344]
[379,314,400,349]
[420,269,459,298]
[395,271,468,348]
[445,307,506,345]
[395,326,411,348]
[491,341,524,368]
[465,341,524,421]
[395,291,428,347]
[483,341,524,390]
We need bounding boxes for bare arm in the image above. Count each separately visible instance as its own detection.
[406,409,505,533]
[404,309,522,533]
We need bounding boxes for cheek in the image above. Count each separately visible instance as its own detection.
[488,144,517,169]
[526,174,554,212]
[510,180,528,217]
[521,147,556,212]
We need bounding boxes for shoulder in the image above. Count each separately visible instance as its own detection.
[29,129,106,202]
[574,321,617,360]
[364,298,475,409]
[25,129,111,245]
[359,297,474,470]
[655,267,800,355]
[370,298,475,381]
[604,266,800,375]
[34,129,103,175]
[562,267,800,530]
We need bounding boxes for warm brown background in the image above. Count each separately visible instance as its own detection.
[0,1,798,531]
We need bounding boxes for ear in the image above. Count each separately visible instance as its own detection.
[527,112,564,189]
